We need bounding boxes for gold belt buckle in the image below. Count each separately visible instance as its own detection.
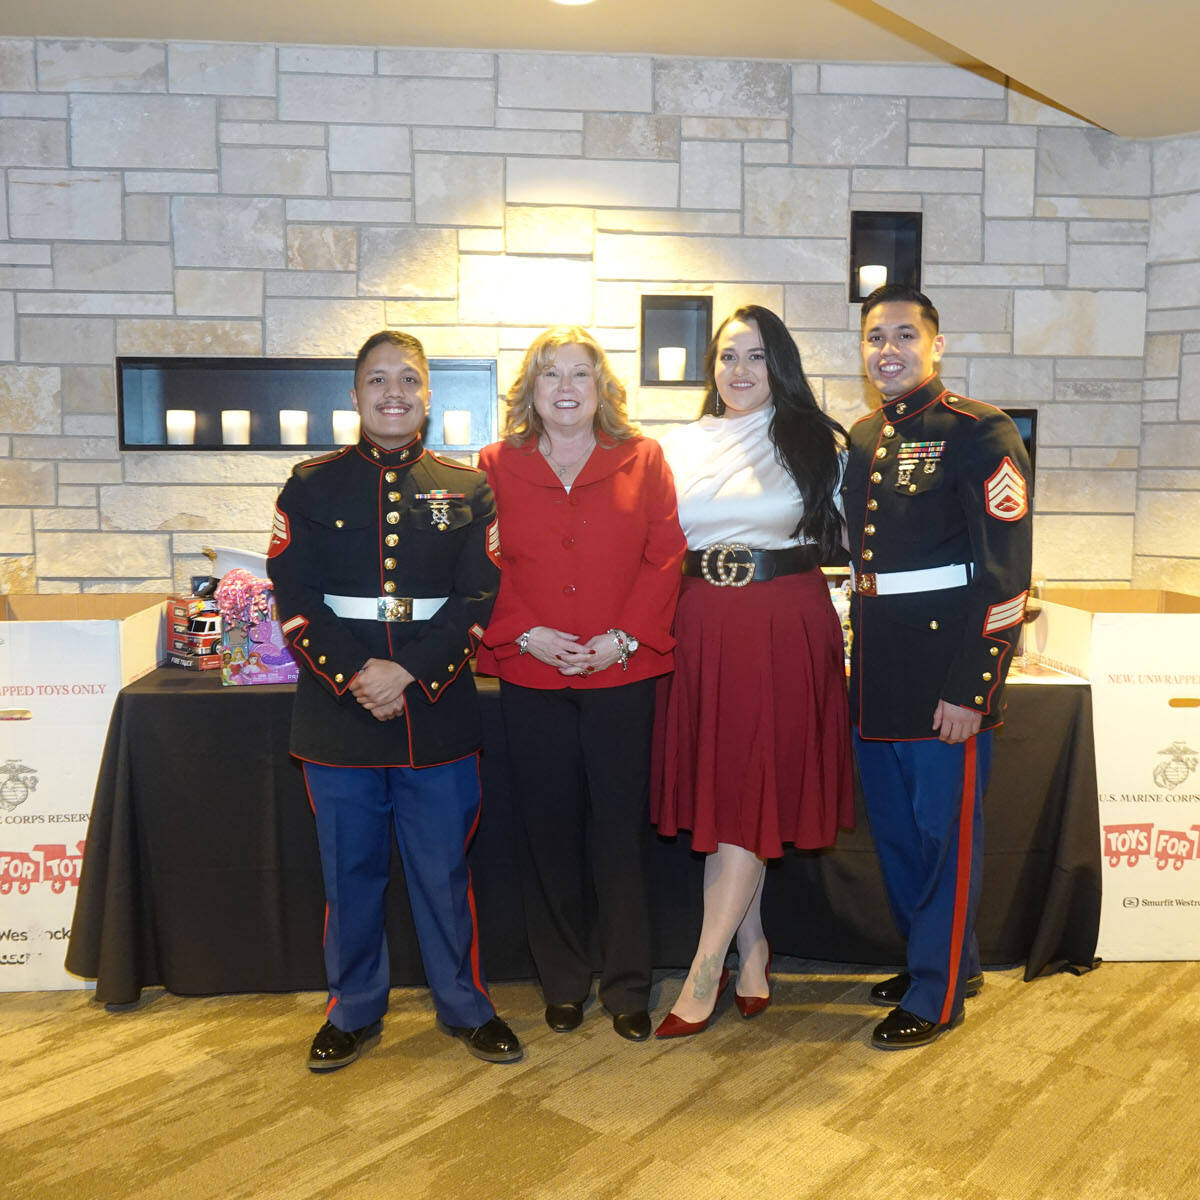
[700,543,755,588]
[377,596,413,622]
[856,572,877,596]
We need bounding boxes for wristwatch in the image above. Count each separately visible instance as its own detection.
[607,628,638,671]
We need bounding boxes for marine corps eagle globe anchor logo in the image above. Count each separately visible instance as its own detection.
[1153,741,1198,790]
[0,759,39,812]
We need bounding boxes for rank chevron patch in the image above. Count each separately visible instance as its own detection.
[267,505,291,557]
[984,457,1028,521]
[486,518,501,568]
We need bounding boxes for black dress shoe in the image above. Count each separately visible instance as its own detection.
[443,1015,523,1063]
[871,1005,962,1050]
[611,1010,651,1042]
[868,971,984,1007]
[307,1019,381,1071]
[545,1002,584,1032]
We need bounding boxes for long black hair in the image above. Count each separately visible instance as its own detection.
[700,305,846,561]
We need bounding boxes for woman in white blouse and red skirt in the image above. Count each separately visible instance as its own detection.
[651,305,855,1036]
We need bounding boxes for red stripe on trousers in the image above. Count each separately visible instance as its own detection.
[940,737,977,1026]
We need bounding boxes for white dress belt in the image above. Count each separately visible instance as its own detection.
[851,562,971,596]
[324,593,448,622]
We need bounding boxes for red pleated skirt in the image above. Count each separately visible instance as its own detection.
[651,568,855,857]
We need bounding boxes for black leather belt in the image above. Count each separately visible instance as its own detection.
[682,544,820,587]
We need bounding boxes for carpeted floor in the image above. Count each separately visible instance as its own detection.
[3,958,1199,1200]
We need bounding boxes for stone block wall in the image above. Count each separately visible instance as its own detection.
[0,37,1197,593]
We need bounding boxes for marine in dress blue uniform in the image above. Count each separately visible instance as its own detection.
[844,288,1032,1049]
[267,330,520,1070]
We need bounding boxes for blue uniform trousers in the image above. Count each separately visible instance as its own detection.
[853,729,992,1026]
[302,757,496,1032]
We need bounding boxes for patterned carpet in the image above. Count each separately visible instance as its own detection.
[4,958,1199,1200]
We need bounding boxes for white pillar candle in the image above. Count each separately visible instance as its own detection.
[278,409,309,445]
[165,409,196,446]
[858,264,888,296]
[331,410,360,444]
[442,410,472,445]
[221,409,251,445]
[658,346,687,382]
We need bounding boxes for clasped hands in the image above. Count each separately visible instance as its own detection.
[349,657,415,722]
[522,626,622,676]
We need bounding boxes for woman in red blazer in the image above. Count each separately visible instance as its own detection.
[476,326,685,1043]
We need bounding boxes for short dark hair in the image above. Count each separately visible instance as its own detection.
[860,284,939,333]
[354,330,428,386]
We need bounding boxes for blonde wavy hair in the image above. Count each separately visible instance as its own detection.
[502,326,638,446]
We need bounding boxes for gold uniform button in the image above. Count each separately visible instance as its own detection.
[883,424,895,437]
[871,471,882,484]
[301,638,310,647]
[862,548,874,561]
[865,524,876,536]
[463,647,470,655]
[318,655,326,664]
[982,672,993,681]
[990,646,1000,656]
[388,491,401,502]
[384,557,397,570]
[430,680,439,690]
[335,519,344,529]
[974,695,984,704]
[335,673,345,683]
[908,484,917,493]
[875,447,887,459]
[386,511,400,525]
[447,664,454,672]
[385,533,399,547]
[385,471,397,483]
[383,581,396,594]
[867,498,878,511]
[929,620,939,631]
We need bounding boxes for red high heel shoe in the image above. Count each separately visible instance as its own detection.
[735,945,772,1019]
[654,967,730,1038]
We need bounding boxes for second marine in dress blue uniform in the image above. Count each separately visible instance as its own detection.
[845,288,1032,1050]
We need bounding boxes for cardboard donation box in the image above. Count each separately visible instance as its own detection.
[0,594,165,989]
[1026,589,1200,960]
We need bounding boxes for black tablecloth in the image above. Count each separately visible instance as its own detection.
[67,670,1101,1004]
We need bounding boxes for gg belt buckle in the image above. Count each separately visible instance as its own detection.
[700,543,755,588]
[377,596,413,622]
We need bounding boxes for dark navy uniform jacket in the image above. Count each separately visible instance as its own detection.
[843,375,1033,741]
[267,433,500,768]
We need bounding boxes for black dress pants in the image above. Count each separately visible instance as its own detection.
[498,678,656,1013]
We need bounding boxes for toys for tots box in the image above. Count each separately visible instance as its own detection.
[1026,588,1200,960]
[0,594,165,989]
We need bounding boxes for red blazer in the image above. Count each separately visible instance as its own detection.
[476,435,685,689]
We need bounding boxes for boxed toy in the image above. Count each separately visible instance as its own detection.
[215,568,299,686]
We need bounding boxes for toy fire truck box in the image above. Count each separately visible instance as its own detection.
[0,593,166,989]
[214,567,299,687]
[166,594,222,671]
[1026,588,1200,961]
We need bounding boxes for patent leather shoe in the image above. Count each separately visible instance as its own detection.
[871,1005,962,1050]
[869,970,983,1008]
[443,1015,523,1063]
[653,967,730,1039]
[545,1001,584,1033]
[735,944,772,1019]
[611,1010,651,1042]
[307,1019,381,1072]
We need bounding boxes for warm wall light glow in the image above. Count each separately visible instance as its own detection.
[165,409,196,445]
[658,346,687,382]
[332,411,360,444]
[279,410,309,445]
[221,409,251,445]
[550,0,597,6]
[858,264,888,295]
[442,410,472,445]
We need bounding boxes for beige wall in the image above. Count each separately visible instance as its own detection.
[0,39,1197,593]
